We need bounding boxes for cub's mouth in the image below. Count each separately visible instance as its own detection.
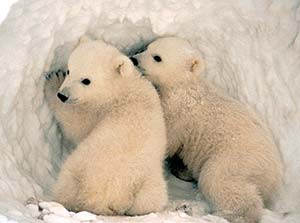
[136,66,146,76]
[66,98,79,104]
[153,83,161,95]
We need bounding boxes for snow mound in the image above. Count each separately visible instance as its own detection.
[0,0,299,222]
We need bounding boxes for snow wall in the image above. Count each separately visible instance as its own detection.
[0,0,299,222]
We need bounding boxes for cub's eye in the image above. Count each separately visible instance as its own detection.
[81,78,91,85]
[153,55,162,62]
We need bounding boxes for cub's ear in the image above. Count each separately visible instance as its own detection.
[115,55,140,77]
[188,56,205,74]
[78,35,92,44]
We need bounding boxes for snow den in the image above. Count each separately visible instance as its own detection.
[0,0,299,222]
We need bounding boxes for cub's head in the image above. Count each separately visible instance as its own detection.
[132,37,205,88]
[57,36,139,105]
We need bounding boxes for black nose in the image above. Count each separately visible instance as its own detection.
[57,92,69,103]
[130,57,139,66]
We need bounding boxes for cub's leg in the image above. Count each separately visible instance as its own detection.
[199,157,263,223]
[53,153,82,212]
[168,154,194,182]
[126,173,168,215]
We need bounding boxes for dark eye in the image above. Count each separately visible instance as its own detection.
[153,55,162,62]
[81,78,91,85]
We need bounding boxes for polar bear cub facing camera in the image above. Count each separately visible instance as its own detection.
[133,37,283,223]
[44,37,168,215]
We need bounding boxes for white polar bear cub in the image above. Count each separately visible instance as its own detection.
[133,37,283,223]
[45,37,168,215]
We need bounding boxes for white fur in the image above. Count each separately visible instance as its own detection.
[134,37,283,223]
[44,38,168,215]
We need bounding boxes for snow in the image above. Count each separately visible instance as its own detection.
[0,0,299,222]
[0,1,18,24]
[43,214,80,223]
[72,211,96,221]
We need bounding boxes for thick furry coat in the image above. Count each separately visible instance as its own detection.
[44,37,168,215]
[134,37,283,223]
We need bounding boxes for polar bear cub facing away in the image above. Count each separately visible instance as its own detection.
[133,37,283,223]
[45,37,168,215]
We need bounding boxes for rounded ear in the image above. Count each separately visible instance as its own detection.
[115,56,140,77]
[189,56,205,74]
[79,35,92,44]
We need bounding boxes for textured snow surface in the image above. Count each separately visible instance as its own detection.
[20,199,225,223]
[0,0,299,222]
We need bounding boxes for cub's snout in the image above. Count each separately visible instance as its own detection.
[130,56,138,66]
[57,92,69,103]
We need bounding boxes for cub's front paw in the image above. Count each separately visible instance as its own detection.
[45,69,67,88]
[44,69,68,97]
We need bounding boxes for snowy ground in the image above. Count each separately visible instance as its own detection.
[0,0,300,222]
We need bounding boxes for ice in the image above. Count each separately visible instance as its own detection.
[0,214,8,223]
[43,214,80,223]
[35,201,226,223]
[47,206,70,218]
[25,204,39,218]
[38,202,63,210]
[72,211,96,221]
[0,0,299,222]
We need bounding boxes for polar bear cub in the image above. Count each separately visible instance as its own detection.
[45,37,168,215]
[132,37,283,223]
